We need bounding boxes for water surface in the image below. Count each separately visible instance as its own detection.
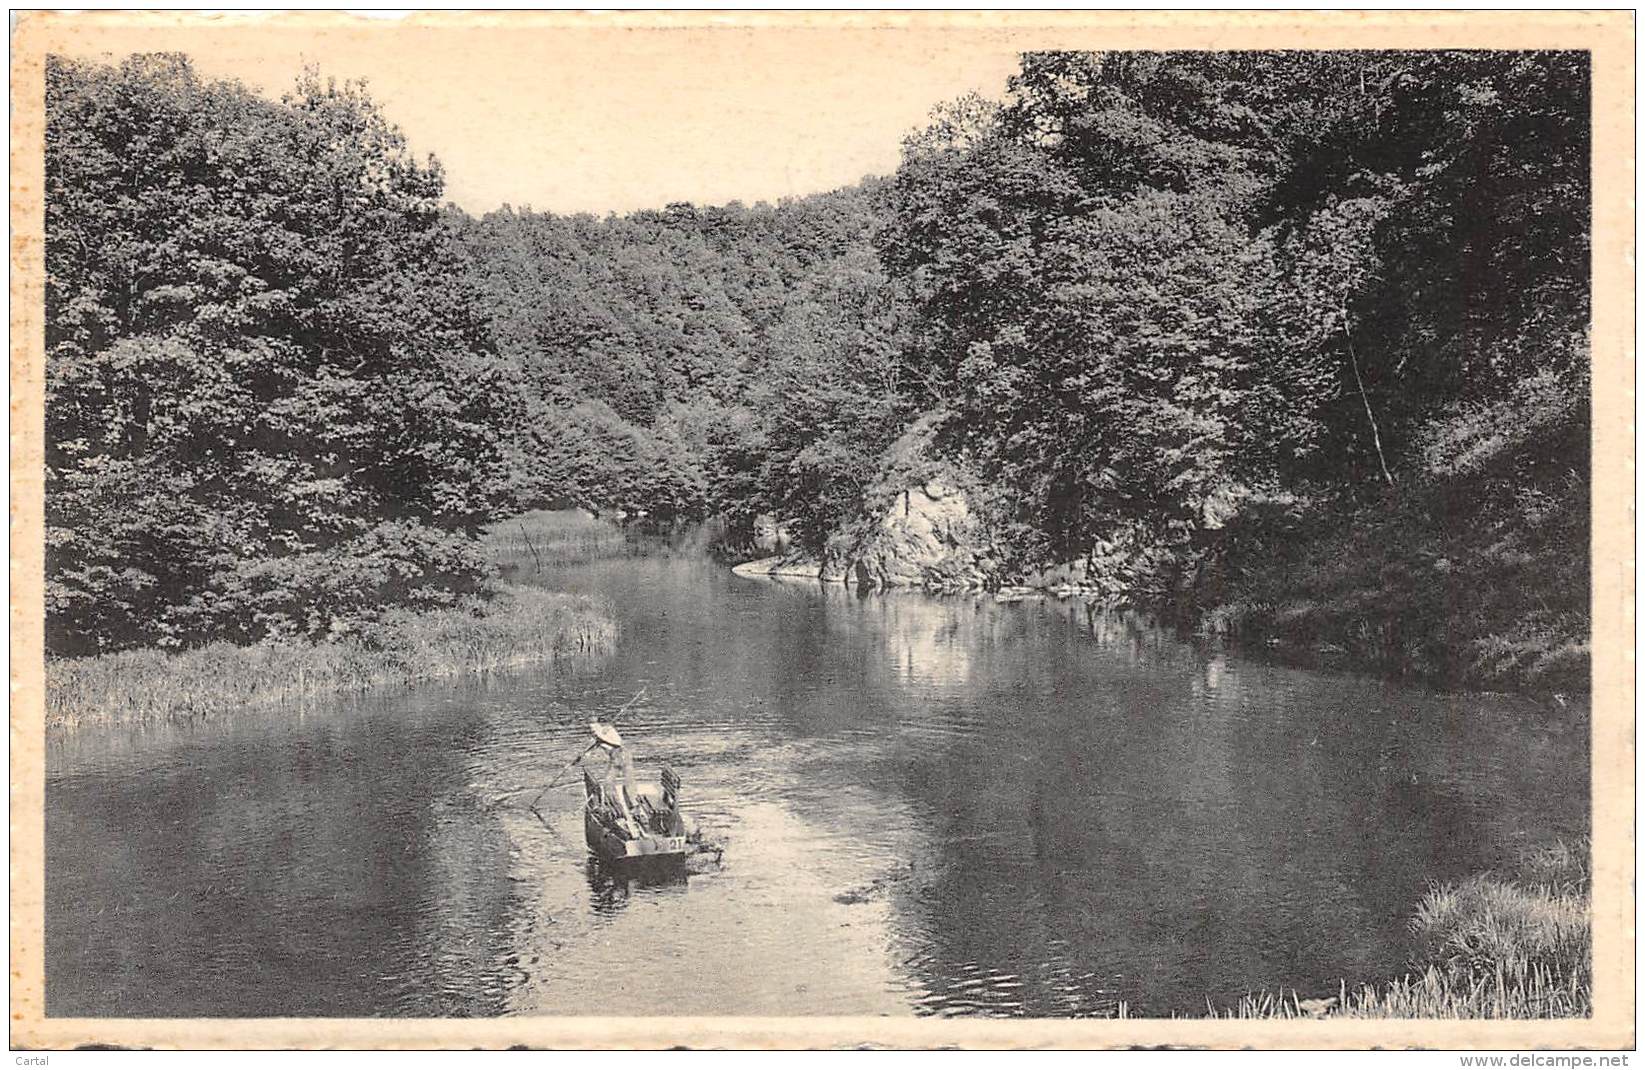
[46,544,1589,1017]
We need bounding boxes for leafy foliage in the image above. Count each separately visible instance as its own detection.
[47,50,1591,692]
[872,49,1590,687]
[454,181,912,542]
[46,55,524,653]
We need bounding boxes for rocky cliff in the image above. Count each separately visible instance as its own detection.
[834,475,995,591]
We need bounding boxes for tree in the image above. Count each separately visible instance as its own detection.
[453,181,907,536]
[46,55,524,653]
[881,54,1343,578]
[751,247,913,547]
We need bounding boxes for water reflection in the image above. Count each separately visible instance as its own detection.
[585,857,689,916]
[47,693,523,1017]
[46,549,1588,1019]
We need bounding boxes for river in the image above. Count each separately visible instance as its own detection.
[45,538,1589,1018]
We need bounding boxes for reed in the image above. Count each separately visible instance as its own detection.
[1217,960,1590,1020]
[1208,842,1592,1019]
[45,585,616,729]
[482,509,631,572]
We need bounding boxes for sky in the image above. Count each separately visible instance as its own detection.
[28,11,1613,217]
[37,13,1031,216]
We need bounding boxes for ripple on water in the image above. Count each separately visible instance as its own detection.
[43,553,1590,1018]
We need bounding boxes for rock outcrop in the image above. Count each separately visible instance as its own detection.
[750,513,793,555]
[837,476,994,591]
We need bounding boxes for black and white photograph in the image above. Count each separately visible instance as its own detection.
[11,9,1634,1052]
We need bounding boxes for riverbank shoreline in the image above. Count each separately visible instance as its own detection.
[728,551,1585,701]
[44,526,1590,1023]
[45,584,616,730]
[730,555,827,580]
[1203,842,1592,1020]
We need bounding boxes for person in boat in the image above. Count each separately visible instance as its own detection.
[590,721,663,836]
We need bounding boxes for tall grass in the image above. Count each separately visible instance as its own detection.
[47,510,635,729]
[1211,840,1592,1019]
[483,509,631,572]
[1215,963,1588,1019]
[46,585,616,729]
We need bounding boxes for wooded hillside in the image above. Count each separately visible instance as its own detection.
[45,50,1591,689]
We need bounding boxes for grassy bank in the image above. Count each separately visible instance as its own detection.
[46,585,616,729]
[484,508,631,572]
[1211,842,1591,1019]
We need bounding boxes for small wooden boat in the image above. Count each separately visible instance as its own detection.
[581,729,689,864]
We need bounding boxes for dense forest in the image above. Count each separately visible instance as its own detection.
[45,50,1590,691]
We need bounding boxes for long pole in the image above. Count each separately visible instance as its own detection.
[525,686,648,812]
[608,685,648,722]
[527,739,600,812]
